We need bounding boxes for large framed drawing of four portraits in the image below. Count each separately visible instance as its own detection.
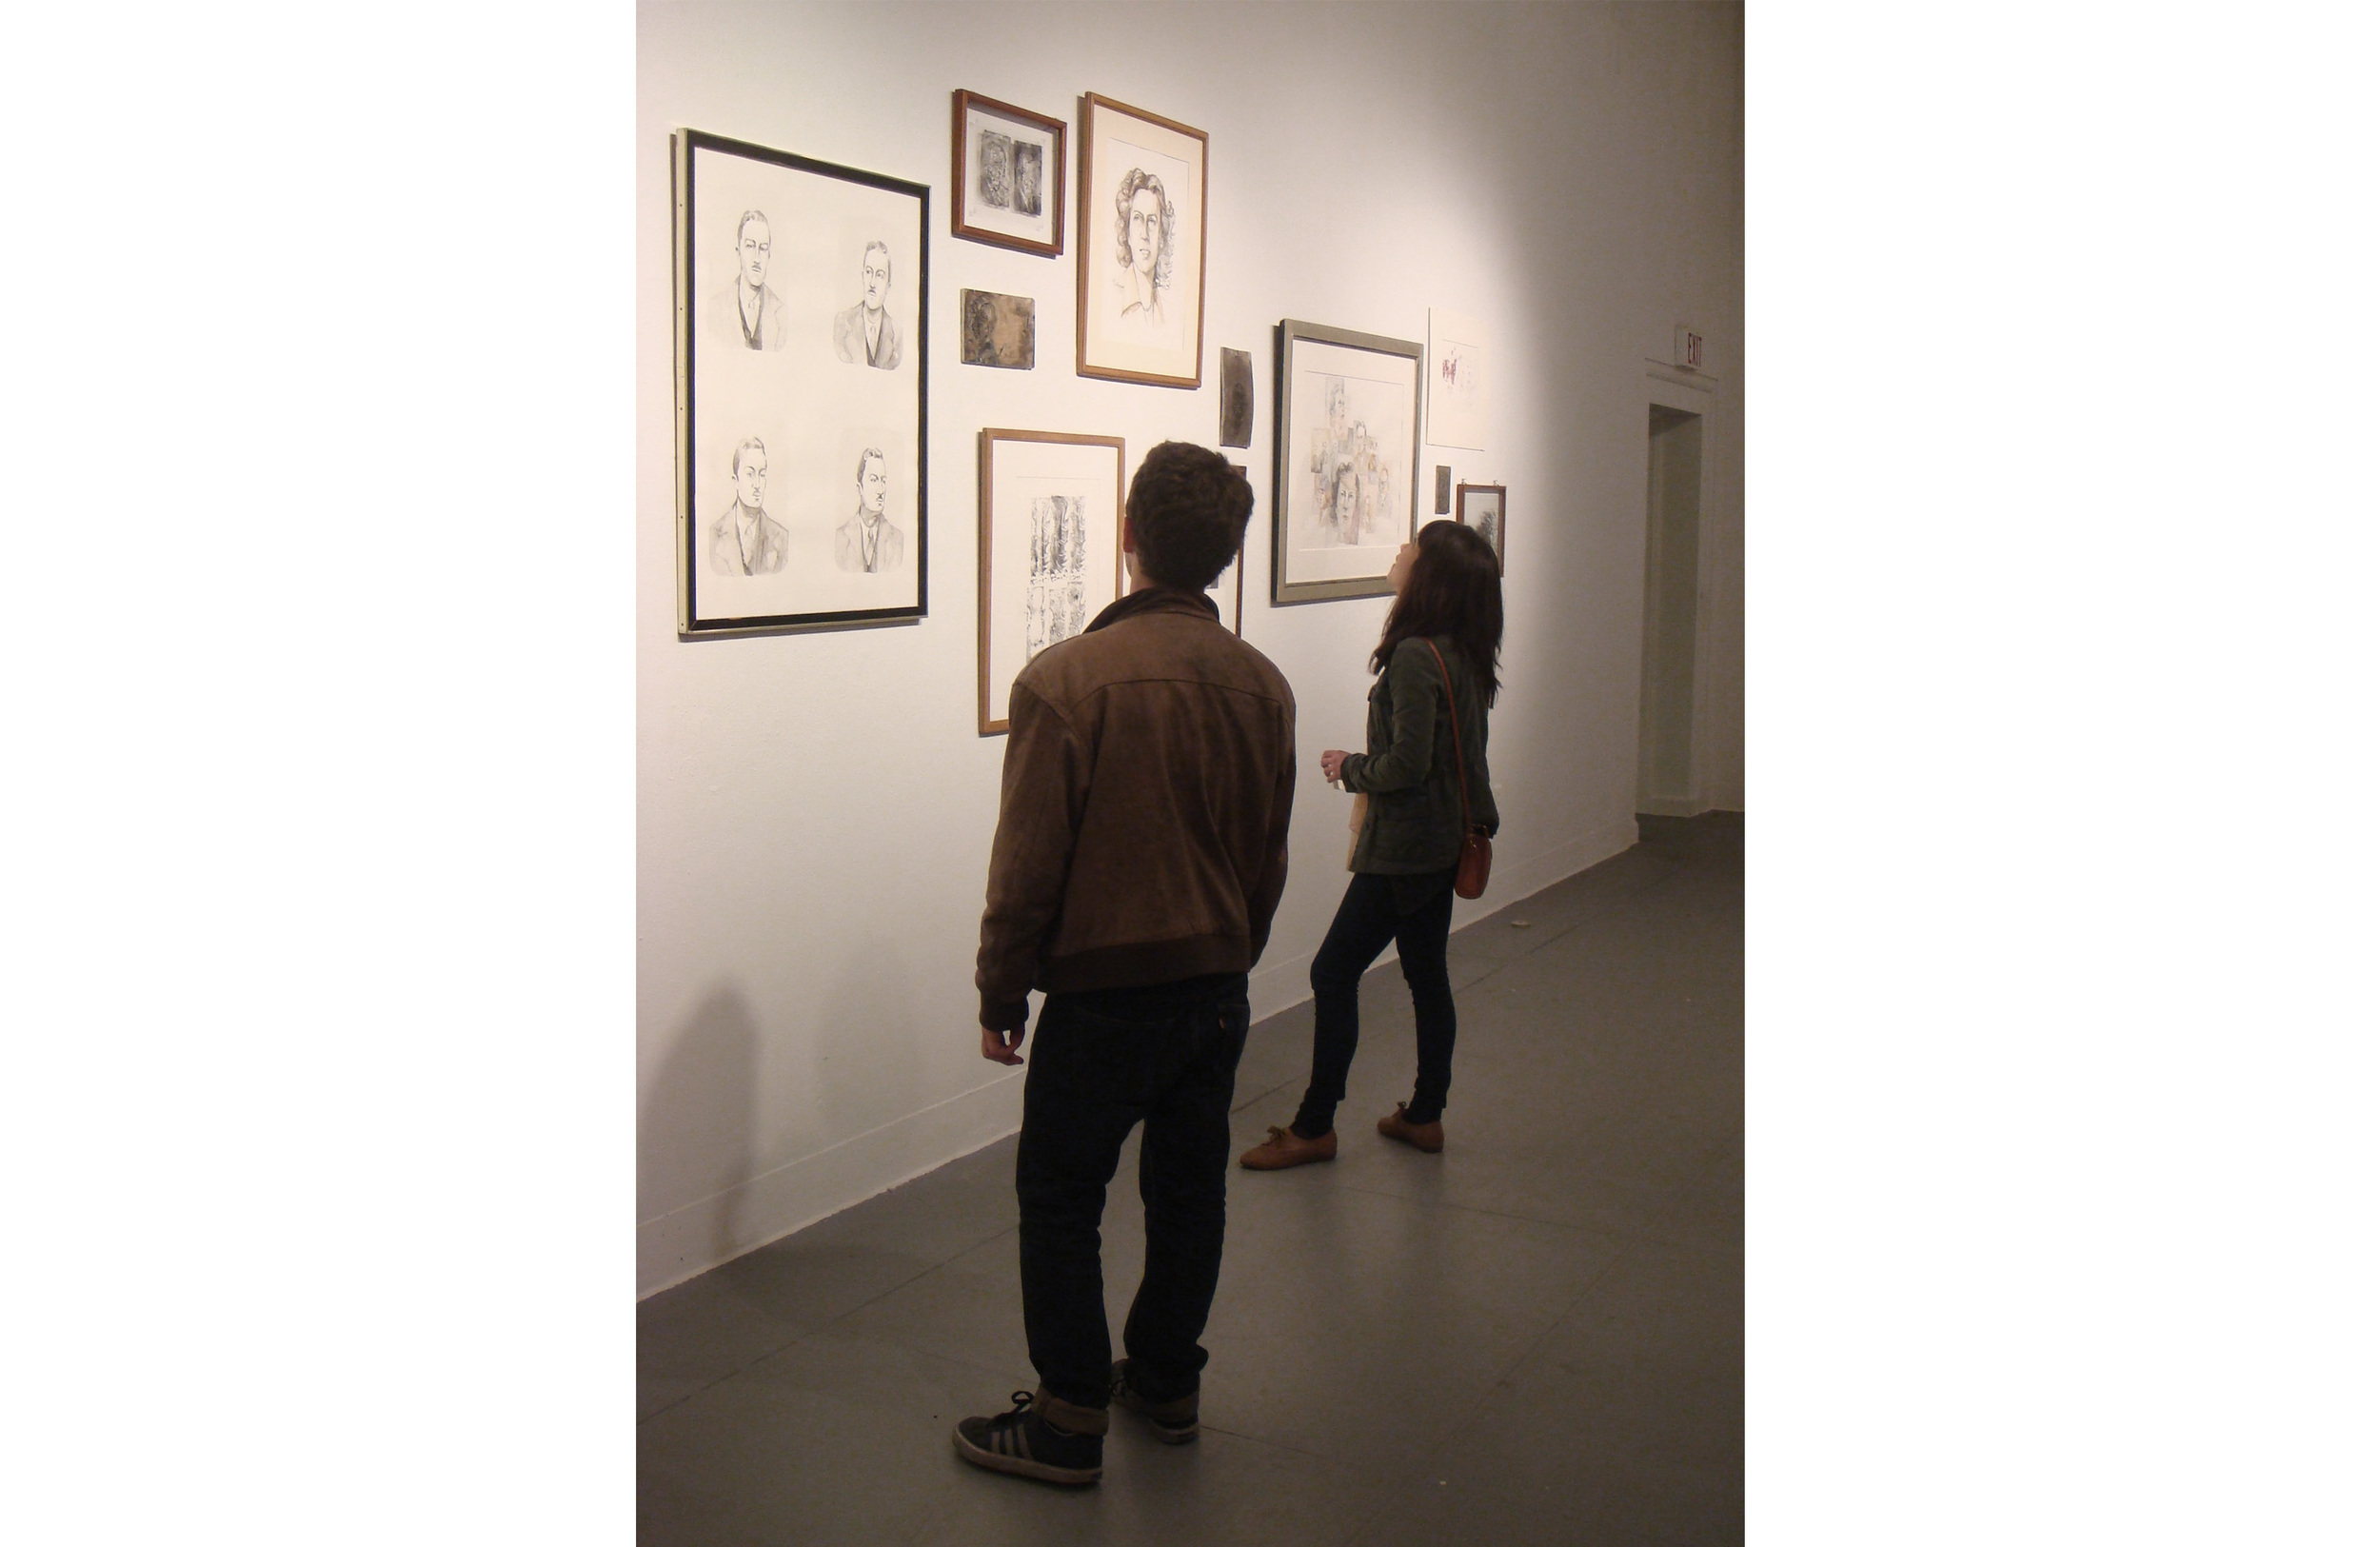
[675,129,929,636]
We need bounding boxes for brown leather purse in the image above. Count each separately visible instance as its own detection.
[1424,641,1493,900]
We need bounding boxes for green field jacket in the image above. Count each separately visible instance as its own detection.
[1340,635,1498,874]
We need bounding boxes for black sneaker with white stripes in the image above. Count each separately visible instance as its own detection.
[951,1388,1106,1485]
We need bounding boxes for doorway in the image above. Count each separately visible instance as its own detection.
[1638,406,1702,815]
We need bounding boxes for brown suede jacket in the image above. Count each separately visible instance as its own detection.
[976,588,1299,1031]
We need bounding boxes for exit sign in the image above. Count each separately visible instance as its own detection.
[1674,327,1704,371]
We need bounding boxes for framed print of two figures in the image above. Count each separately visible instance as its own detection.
[675,129,928,635]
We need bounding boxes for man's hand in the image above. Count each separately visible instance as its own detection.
[980,1022,1025,1065]
[1319,749,1349,783]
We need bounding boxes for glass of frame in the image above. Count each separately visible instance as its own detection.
[977,429,1126,735]
[1271,318,1422,604]
[1076,93,1208,388]
[951,90,1065,258]
[674,129,929,636]
[1455,482,1507,573]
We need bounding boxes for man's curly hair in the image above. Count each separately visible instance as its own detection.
[1112,169,1175,290]
[1126,442,1250,592]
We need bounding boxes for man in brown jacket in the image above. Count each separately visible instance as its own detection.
[952,442,1297,1487]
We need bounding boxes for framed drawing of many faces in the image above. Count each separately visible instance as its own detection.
[674,129,929,636]
[1272,318,1422,604]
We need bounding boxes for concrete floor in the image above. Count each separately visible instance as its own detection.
[639,813,1743,1545]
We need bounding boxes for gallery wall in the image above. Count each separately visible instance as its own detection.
[637,0,1744,1296]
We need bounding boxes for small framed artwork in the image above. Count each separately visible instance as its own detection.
[960,288,1035,369]
[1271,318,1422,605]
[951,90,1064,258]
[978,429,1127,735]
[1456,482,1506,572]
[675,129,929,636]
[1076,93,1208,388]
[1426,308,1488,450]
[1208,463,1250,635]
[1219,347,1254,447]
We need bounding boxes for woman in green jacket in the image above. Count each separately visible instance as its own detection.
[1242,519,1502,1168]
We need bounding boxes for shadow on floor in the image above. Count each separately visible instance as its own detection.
[640,812,1745,1546]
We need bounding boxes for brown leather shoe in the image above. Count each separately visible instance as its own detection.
[1378,1103,1445,1153]
[1239,1124,1337,1170]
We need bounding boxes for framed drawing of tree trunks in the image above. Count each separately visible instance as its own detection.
[675,129,929,637]
[1271,318,1422,604]
[977,429,1126,735]
[1076,93,1207,388]
[951,90,1065,258]
[1456,482,1507,573]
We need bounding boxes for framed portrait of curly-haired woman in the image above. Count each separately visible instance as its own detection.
[1076,93,1207,388]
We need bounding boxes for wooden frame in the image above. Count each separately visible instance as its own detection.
[1075,93,1208,388]
[1455,482,1507,573]
[1206,463,1249,635]
[1270,317,1423,605]
[950,90,1066,258]
[674,129,929,637]
[977,428,1127,735]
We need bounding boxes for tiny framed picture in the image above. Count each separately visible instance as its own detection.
[1077,93,1208,388]
[1219,347,1254,447]
[960,288,1035,369]
[978,429,1127,735]
[674,129,928,636]
[1272,318,1423,605]
[1456,482,1506,572]
[1208,463,1250,635]
[951,90,1065,258]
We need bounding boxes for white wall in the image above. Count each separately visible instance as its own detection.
[637,0,1743,1295]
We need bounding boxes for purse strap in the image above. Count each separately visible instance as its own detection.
[1422,639,1474,835]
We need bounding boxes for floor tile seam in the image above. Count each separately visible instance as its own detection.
[1315,1175,1656,1245]
[638,1221,1024,1427]
[1231,1072,1306,1115]
[1431,1242,1637,1453]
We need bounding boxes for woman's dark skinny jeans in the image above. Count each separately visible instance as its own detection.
[1293,870,1458,1138]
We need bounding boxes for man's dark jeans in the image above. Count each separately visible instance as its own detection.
[1293,870,1458,1138]
[1016,972,1250,1411]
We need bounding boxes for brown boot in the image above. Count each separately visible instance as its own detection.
[1239,1123,1337,1170]
[1378,1103,1445,1154]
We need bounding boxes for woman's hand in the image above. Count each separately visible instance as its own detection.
[1319,749,1349,783]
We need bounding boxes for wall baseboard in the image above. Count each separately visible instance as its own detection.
[1636,795,1711,818]
[639,821,1637,1299]
[638,1071,1023,1299]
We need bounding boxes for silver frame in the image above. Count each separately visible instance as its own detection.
[1269,317,1423,605]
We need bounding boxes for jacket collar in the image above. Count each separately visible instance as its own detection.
[1083,586,1219,633]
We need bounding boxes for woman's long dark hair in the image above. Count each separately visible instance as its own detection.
[1372,519,1503,705]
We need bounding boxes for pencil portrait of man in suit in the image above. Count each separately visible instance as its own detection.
[708,437,790,576]
[831,241,902,369]
[710,210,788,352]
[833,446,905,573]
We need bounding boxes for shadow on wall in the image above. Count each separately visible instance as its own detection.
[639,983,760,1271]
